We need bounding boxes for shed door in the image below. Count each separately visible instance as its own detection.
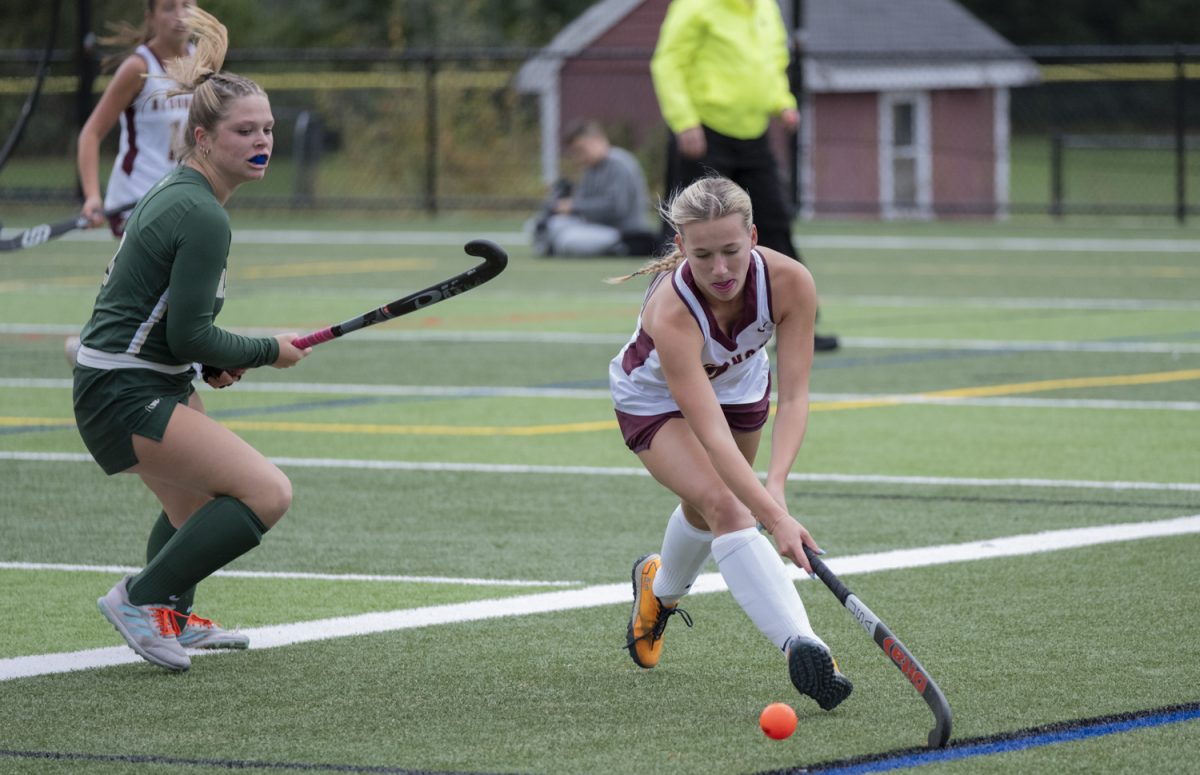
[879,92,931,219]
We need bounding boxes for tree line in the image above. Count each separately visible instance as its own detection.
[1,0,1197,52]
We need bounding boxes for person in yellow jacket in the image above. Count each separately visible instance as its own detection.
[651,0,838,350]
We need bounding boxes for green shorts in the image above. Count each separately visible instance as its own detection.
[73,366,196,475]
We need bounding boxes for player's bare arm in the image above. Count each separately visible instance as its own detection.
[760,248,819,506]
[647,288,817,573]
[77,55,149,224]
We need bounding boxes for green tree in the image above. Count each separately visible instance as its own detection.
[958,0,1200,45]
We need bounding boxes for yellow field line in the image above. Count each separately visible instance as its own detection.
[920,369,1200,399]
[1,418,76,428]
[237,258,433,280]
[7,64,1200,96]
[0,71,513,96]
[0,277,99,291]
[1041,62,1200,82]
[6,368,1199,436]
[0,258,434,291]
[813,368,1200,412]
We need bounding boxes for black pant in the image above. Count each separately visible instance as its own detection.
[663,126,800,262]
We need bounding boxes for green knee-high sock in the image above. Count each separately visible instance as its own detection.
[146,511,196,623]
[128,496,268,608]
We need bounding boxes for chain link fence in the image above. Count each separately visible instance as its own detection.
[0,44,1197,219]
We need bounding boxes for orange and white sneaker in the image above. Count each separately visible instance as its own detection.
[625,553,692,668]
[176,613,250,650]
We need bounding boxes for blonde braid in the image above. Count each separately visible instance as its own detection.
[604,250,686,285]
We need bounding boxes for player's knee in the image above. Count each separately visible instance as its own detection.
[696,489,745,531]
[249,469,292,528]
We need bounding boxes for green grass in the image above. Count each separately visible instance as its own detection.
[1,213,1198,773]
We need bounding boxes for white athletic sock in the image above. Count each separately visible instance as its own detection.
[711,527,825,652]
[652,505,713,605]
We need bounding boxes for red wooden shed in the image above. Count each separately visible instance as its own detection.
[515,0,1039,219]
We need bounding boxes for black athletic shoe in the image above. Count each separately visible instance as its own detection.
[787,636,853,711]
[814,334,840,352]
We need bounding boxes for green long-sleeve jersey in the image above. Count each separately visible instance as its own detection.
[77,166,278,373]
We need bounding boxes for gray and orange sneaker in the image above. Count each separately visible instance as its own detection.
[625,553,692,668]
[786,636,853,711]
[176,613,249,650]
[96,575,190,672]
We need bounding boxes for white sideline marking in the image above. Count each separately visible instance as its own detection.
[3,451,1199,492]
[825,296,1200,312]
[5,323,1200,351]
[6,378,1200,410]
[52,229,528,247]
[1,514,1197,682]
[842,337,1200,354]
[0,377,614,400]
[50,228,1200,253]
[0,562,580,588]
[799,235,1200,254]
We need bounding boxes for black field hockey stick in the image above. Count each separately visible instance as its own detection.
[803,545,953,748]
[0,201,137,252]
[292,239,508,349]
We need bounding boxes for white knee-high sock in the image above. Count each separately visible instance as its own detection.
[711,527,825,651]
[652,505,713,605]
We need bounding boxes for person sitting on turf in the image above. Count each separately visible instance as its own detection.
[76,6,310,672]
[608,175,852,710]
[528,120,657,258]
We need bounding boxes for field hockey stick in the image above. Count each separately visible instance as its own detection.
[803,545,953,748]
[292,239,508,349]
[0,201,137,251]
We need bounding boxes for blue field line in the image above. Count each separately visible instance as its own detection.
[768,702,1200,774]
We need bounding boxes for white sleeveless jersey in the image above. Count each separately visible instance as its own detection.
[104,45,192,213]
[610,249,775,415]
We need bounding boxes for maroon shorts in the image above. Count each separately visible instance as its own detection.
[615,391,771,453]
[107,213,127,238]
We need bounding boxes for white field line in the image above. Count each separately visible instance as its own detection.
[843,395,1200,411]
[42,228,1200,253]
[0,377,614,400]
[3,379,1200,411]
[825,295,1200,311]
[841,337,1200,353]
[799,235,1200,253]
[6,323,1200,351]
[3,451,1199,492]
[0,562,580,588]
[45,229,528,247]
[2,514,1197,682]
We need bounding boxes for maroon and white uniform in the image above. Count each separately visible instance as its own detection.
[610,248,775,417]
[103,44,192,215]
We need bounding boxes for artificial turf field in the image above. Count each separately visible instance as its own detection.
[0,209,1197,774]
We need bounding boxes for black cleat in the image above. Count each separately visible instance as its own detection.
[787,636,853,711]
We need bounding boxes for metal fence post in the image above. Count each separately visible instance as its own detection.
[424,54,439,216]
[1174,45,1187,224]
[293,110,321,207]
[1050,131,1063,219]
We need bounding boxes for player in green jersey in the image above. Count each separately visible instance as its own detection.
[76,7,310,672]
